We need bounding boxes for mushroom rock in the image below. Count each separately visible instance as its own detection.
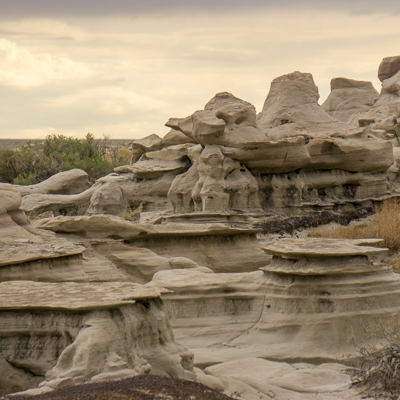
[378,55,400,82]
[189,238,400,364]
[322,78,379,125]
[0,281,192,396]
[167,92,267,147]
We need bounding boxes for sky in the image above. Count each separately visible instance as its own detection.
[0,0,399,140]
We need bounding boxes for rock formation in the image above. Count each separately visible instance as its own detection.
[4,55,400,400]
[0,281,191,396]
[322,78,379,125]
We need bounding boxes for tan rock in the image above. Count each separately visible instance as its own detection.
[128,159,190,179]
[145,143,196,161]
[378,55,400,81]
[159,129,198,148]
[305,134,393,172]
[94,243,171,283]
[0,169,90,197]
[257,71,353,140]
[322,78,379,125]
[129,134,162,163]
[0,281,188,395]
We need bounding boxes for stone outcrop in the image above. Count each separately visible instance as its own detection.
[322,78,379,125]
[0,169,90,197]
[0,281,191,396]
[229,238,400,361]
[168,144,262,214]
[0,187,88,282]
[378,55,400,82]
[257,71,352,140]
[34,215,269,273]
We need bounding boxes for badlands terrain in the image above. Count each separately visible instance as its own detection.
[2,55,400,399]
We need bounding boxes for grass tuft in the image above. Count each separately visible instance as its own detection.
[310,199,400,251]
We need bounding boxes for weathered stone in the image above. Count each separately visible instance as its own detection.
[257,71,352,140]
[322,78,379,125]
[378,55,400,81]
[128,159,190,179]
[0,169,90,197]
[0,281,189,395]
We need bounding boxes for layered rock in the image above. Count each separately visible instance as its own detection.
[34,215,269,273]
[0,281,191,396]
[228,238,400,361]
[0,187,88,282]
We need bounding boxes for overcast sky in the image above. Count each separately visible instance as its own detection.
[0,0,399,140]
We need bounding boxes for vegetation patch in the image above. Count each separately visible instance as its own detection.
[310,199,400,251]
[349,321,400,400]
[0,134,131,185]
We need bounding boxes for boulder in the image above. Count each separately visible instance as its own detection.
[378,55,400,81]
[322,78,379,125]
[129,134,162,163]
[160,129,198,148]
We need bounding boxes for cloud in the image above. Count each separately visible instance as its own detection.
[50,86,168,115]
[0,0,400,17]
[0,7,399,140]
[0,38,90,86]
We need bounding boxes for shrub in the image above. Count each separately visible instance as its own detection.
[350,320,400,399]
[0,133,130,184]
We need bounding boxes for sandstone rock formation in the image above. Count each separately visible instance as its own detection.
[0,281,191,396]
[4,55,400,400]
[34,215,269,273]
[322,78,379,125]
[0,169,90,197]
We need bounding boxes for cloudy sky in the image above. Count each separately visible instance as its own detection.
[0,0,399,140]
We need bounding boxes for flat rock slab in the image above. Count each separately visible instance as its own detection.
[0,281,165,311]
[34,215,261,240]
[262,237,387,259]
[0,240,85,266]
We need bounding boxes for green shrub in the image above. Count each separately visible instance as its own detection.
[0,133,130,184]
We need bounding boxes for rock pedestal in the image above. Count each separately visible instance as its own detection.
[228,238,400,361]
[0,281,191,396]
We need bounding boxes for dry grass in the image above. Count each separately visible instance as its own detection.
[310,199,400,251]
